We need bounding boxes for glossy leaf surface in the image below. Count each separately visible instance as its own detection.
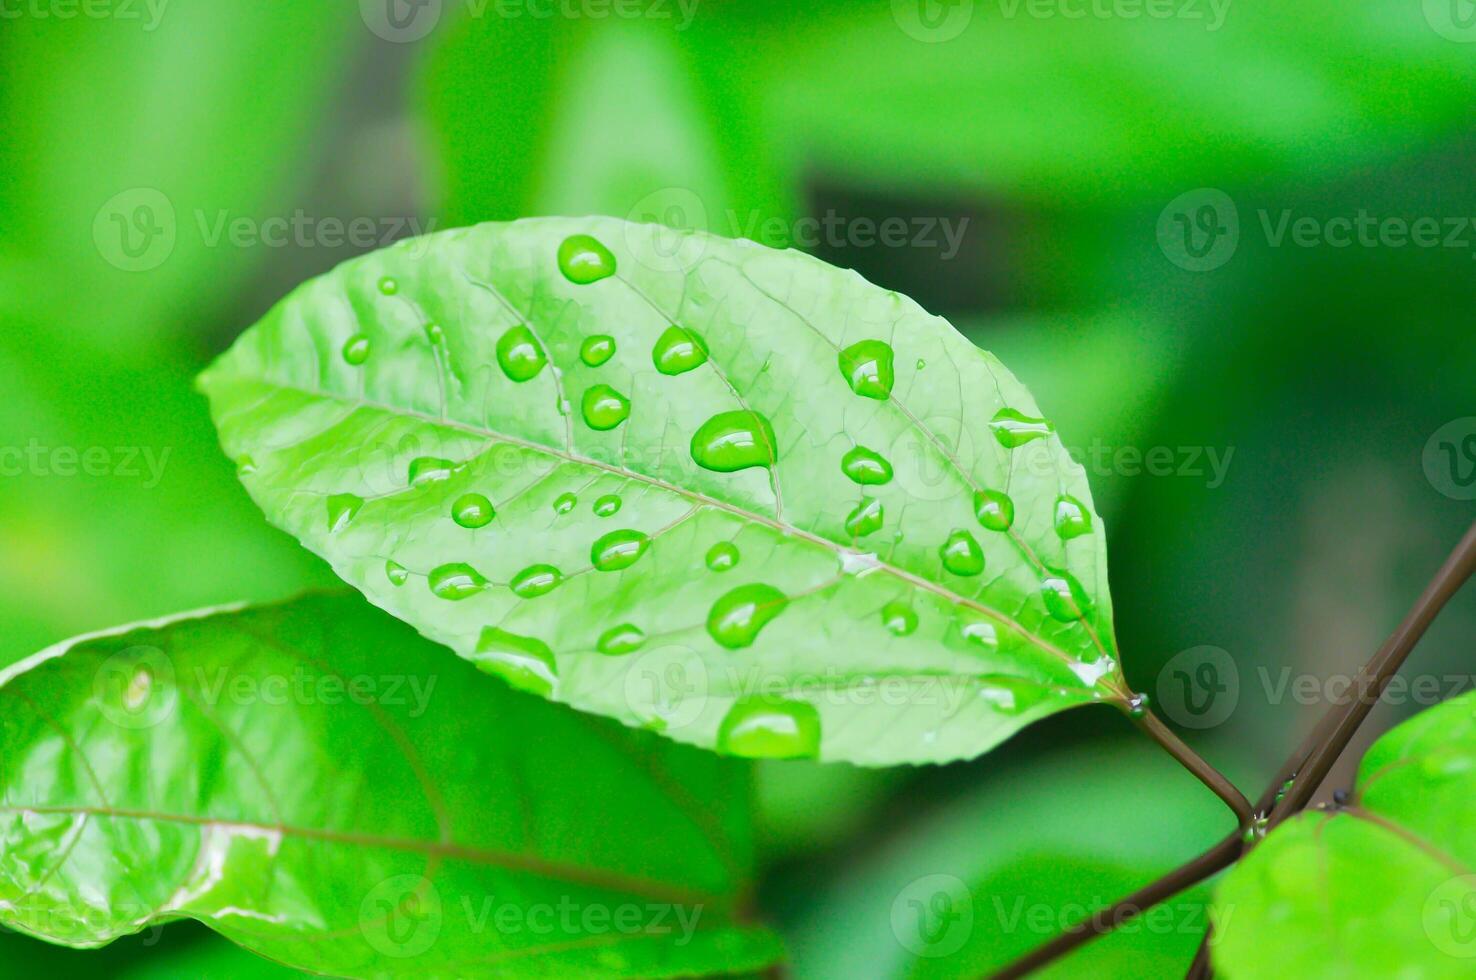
[200,217,1128,766]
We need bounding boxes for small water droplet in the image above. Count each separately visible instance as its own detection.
[1041,569,1091,621]
[236,455,257,476]
[428,563,488,600]
[342,334,371,366]
[841,446,893,485]
[962,620,999,651]
[940,529,985,576]
[424,322,444,344]
[844,496,884,538]
[326,493,364,532]
[652,325,708,375]
[591,529,650,571]
[990,408,1053,448]
[837,340,895,399]
[553,492,578,515]
[557,234,616,284]
[496,325,548,382]
[409,457,459,486]
[579,334,616,367]
[691,411,778,473]
[916,358,926,370]
[707,584,788,649]
[1128,692,1152,719]
[377,276,398,296]
[1054,494,1092,539]
[475,627,557,697]
[705,540,739,571]
[717,696,821,759]
[386,560,409,586]
[881,601,917,636]
[593,494,622,517]
[510,563,563,598]
[973,489,1015,532]
[452,492,495,529]
[597,623,646,656]
[581,384,631,431]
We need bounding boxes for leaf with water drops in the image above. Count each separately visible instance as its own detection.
[1213,690,1476,979]
[0,593,782,978]
[199,217,1128,766]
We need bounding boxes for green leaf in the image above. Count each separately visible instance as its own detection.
[0,593,781,978]
[1213,690,1476,978]
[198,216,1129,767]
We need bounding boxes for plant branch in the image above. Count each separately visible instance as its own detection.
[1132,709,1253,826]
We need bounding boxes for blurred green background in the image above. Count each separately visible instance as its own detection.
[4,1,1476,975]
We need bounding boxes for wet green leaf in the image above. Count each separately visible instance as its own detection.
[0,593,780,978]
[1214,690,1476,978]
[199,217,1127,767]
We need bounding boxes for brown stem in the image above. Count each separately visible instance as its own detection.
[1132,709,1252,826]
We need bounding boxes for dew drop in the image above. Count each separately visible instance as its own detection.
[691,411,778,473]
[837,340,895,400]
[881,601,917,636]
[236,455,257,476]
[707,584,788,649]
[844,496,884,538]
[717,696,821,759]
[652,325,708,375]
[705,540,739,571]
[428,563,488,601]
[385,560,409,587]
[452,492,495,529]
[326,493,363,532]
[1054,494,1092,539]
[916,358,926,370]
[409,457,459,486]
[593,494,622,517]
[496,325,548,382]
[597,623,646,656]
[557,234,616,284]
[841,445,893,485]
[552,492,578,515]
[424,322,444,344]
[962,620,999,652]
[591,529,651,571]
[579,334,616,367]
[377,276,398,296]
[990,408,1053,448]
[510,563,563,598]
[581,384,631,431]
[973,489,1015,532]
[341,334,371,366]
[1041,569,1091,622]
[475,627,557,697]
[940,529,985,576]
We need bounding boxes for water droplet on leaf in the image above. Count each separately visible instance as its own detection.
[452,492,495,528]
[475,627,557,696]
[844,496,884,538]
[581,384,631,431]
[579,334,616,366]
[552,492,577,515]
[962,620,998,651]
[557,234,616,284]
[326,493,364,532]
[705,541,739,571]
[691,411,778,473]
[429,563,488,600]
[707,584,788,649]
[940,529,985,576]
[593,494,621,517]
[511,563,563,598]
[652,325,708,375]
[989,408,1053,448]
[377,276,398,296]
[717,696,821,759]
[881,601,917,636]
[409,457,459,485]
[591,529,650,571]
[973,489,1015,532]
[386,560,409,586]
[837,340,895,399]
[342,334,371,366]
[1054,494,1092,539]
[496,325,547,382]
[597,624,645,656]
[841,446,893,485]
[1041,569,1091,621]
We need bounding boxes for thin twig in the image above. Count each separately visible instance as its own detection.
[1132,710,1253,826]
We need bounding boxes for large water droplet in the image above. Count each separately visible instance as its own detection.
[592,529,650,571]
[557,234,616,284]
[717,696,821,759]
[597,624,645,656]
[837,340,895,399]
[511,564,563,598]
[581,384,630,431]
[844,497,884,538]
[652,325,708,375]
[705,540,739,571]
[326,493,364,532]
[1054,494,1092,539]
[453,492,495,529]
[841,445,893,485]
[386,560,409,587]
[429,563,488,600]
[553,492,578,515]
[973,489,1015,532]
[593,494,622,517]
[691,411,778,473]
[1041,569,1091,621]
[580,334,616,367]
[409,457,459,485]
[940,529,985,576]
[377,276,398,296]
[881,601,917,636]
[342,334,371,366]
[707,584,788,649]
[475,627,557,697]
[990,408,1053,448]
[496,325,548,382]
